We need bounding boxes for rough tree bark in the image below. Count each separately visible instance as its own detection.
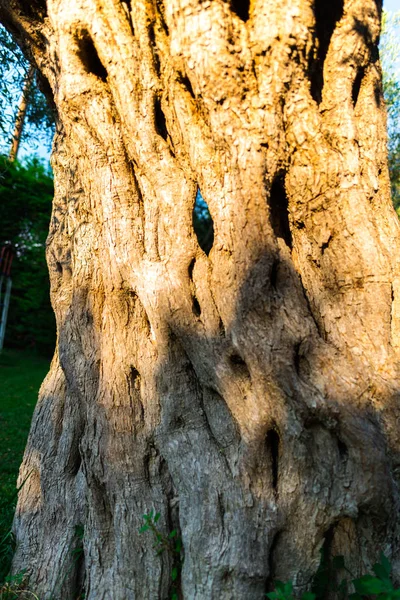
[1,0,400,598]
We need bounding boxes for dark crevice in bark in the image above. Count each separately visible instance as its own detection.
[293,342,301,375]
[77,32,108,82]
[188,258,202,317]
[128,366,144,422]
[129,366,140,386]
[154,96,168,140]
[121,0,134,35]
[168,144,176,158]
[68,447,82,476]
[180,73,196,99]
[322,522,337,559]
[193,188,214,255]
[310,0,344,104]
[337,437,348,461]
[218,317,225,335]
[266,428,280,493]
[19,0,47,20]
[321,235,332,255]
[352,66,365,106]
[230,0,250,22]
[149,26,161,77]
[268,172,293,249]
[192,296,201,317]
[322,522,336,559]
[188,258,195,280]
[156,0,170,36]
[72,531,85,600]
[216,492,226,525]
[229,353,251,379]
[352,18,375,51]
[121,0,132,14]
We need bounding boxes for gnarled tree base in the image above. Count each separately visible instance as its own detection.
[1,0,400,597]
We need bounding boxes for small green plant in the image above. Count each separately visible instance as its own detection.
[267,580,315,600]
[350,553,400,599]
[268,553,400,600]
[0,472,33,586]
[0,526,15,585]
[0,571,40,599]
[139,510,182,600]
[311,550,352,599]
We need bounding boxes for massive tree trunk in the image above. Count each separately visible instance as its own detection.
[1,0,400,597]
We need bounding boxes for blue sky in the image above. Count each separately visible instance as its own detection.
[385,0,399,12]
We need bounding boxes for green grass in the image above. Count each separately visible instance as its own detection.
[0,349,49,583]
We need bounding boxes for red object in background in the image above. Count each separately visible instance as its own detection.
[0,246,14,277]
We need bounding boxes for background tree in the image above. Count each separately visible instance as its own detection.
[0,1,400,599]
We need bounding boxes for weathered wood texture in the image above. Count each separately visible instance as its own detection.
[1,0,400,598]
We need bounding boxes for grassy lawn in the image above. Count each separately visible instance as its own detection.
[0,349,49,583]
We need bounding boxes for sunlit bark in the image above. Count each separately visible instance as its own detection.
[1,0,400,598]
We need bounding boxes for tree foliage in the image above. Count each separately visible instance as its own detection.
[0,25,54,155]
[0,156,55,355]
[381,10,400,212]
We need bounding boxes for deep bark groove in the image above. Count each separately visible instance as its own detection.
[293,342,301,375]
[76,32,108,82]
[230,0,250,22]
[265,429,280,493]
[188,258,195,280]
[155,0,169,36]
[310,0,345,103]
[268,172,293,249]
[180,74,195,99]
[352,66,365,106]
[270,259,279,289]
[154,96,168,140]
[20,0,47,20]
[229,353,251,379]
[192,296,201,317]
